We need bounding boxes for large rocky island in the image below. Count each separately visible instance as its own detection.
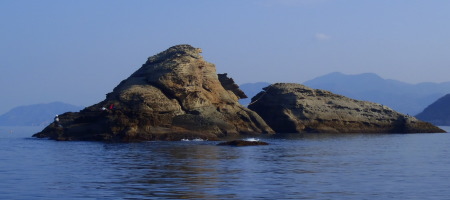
[34,45,445,142]
[33,45,273,141]
[248,83,444,133]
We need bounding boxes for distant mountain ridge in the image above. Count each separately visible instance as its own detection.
[0,102,83,126]
[416,94,450,125]
[303,72,450,115]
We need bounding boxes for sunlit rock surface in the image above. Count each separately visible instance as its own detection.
[34,45,273,142]
[248,83,445,133]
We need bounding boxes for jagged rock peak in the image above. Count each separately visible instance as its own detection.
[218,73,247,99]
[146,44,202,64]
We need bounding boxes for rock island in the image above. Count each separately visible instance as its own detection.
[248,83,444,133]
[33,45,445,142]
[33,45,273,141]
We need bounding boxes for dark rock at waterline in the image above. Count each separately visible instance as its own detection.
[217,140,269,146]
[248,83,445,134]
[33,45,274,142]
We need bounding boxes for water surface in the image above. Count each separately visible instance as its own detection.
[1,126,450,199]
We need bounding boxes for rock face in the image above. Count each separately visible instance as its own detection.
[248,83,445,133]
[416,94,450,125]
[33,45,273,142]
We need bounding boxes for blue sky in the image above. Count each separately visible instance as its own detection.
[1,0,450,114]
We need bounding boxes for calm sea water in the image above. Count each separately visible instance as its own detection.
[1,126,450,200]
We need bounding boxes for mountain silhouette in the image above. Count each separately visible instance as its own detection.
[0,102,83,126]
[416,94,450,125]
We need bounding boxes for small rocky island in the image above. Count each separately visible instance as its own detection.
[248,83,444,133]
[34,45,445,142]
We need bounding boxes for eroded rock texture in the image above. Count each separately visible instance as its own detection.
[34,45,273,141]
[248,83,444,133]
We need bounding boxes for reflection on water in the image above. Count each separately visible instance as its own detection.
[1,126,450,199]
[103,142,232,199]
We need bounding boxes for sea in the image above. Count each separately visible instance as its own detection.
[1,126,450,200]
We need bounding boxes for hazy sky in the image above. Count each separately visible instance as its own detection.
[1,0,450,114]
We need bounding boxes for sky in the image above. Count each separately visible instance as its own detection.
[1,0,450,114]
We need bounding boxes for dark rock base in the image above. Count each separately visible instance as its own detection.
[217,140,269,146]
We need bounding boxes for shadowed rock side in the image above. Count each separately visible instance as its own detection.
[248,83,445,134]
[33,45,273,142]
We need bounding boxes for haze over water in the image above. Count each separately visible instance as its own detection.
[1,126,450,199]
